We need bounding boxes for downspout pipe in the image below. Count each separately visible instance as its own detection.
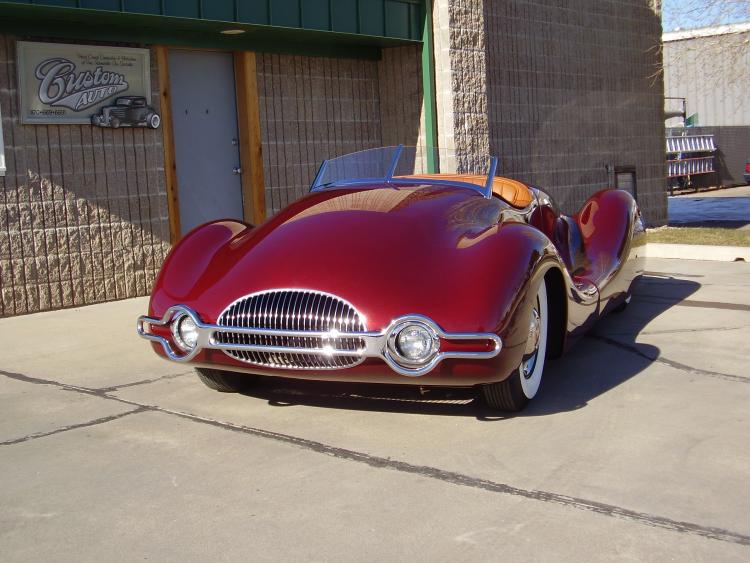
[421,0,439,173]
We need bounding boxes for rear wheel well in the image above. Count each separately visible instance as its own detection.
[544,267,566,359]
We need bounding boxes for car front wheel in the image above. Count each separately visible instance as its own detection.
[195,368,256,393]
[481,280,548,412]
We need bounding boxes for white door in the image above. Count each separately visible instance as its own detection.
[169,50,244,235]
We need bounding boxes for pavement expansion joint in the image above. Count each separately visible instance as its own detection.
[606,325,748,337]
[0,407,147,446]
[636,296,750,312]
[1,368,750,547]
[95,370,193,393]
[588,335,749,384]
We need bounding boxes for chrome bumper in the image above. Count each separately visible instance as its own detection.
[137,305,502,377]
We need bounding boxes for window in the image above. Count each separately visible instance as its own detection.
[615,166,636,199]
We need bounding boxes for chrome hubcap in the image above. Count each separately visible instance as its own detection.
[524,308,541,355]
[522,305,541,378]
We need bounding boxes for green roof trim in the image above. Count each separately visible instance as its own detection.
[0,0,425,54]
[0,1,423,59]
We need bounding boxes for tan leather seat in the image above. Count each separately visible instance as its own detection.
[397,174,534,208]
[488,177,534,208]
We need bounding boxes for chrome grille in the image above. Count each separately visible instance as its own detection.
[216,290,367,369]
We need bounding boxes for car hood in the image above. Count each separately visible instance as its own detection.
[154,184,532,331]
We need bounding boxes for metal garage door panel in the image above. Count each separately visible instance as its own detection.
[169,50,244,235]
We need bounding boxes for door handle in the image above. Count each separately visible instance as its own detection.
[232,167,242,175]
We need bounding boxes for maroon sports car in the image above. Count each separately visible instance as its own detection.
[137,146,645,411]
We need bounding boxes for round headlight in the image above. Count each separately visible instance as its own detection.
[397,325,435,361]
[388,321,439,367]
[171,315,199,351]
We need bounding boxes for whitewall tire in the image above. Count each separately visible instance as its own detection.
[481,280,549,411]
[519,280,548,399]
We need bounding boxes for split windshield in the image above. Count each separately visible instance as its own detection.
[311,146,498,198]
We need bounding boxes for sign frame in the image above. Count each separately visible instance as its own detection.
[17,41,152,125]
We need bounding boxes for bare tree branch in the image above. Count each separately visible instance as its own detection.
[663,0,750,31]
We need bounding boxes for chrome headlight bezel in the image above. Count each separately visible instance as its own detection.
[170,313,199,352]
[386,319,440,367]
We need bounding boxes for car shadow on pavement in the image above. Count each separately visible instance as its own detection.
[524,273,701,418]
[239,274,700,421]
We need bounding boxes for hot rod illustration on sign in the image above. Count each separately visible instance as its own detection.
[137,146,644,412]
[91,96,160,129]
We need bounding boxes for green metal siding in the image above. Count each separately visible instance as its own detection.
[304,0,330,31]
[0,0,424,41]
[238,2,268,24]
[331,0,357,34]
[203,1,236,21]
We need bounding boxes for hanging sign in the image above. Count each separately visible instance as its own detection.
[17,41,151,124]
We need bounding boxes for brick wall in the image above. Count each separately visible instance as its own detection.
[0,36,170,317]
[256,54,383,217]
[256,46,424,217]
[435,0,667,225]
[437,0,490,157]
[378,45,425,148]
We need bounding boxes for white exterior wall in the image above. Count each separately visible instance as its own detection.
[663,26,750,127]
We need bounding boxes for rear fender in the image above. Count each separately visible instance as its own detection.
[575,189,645,307]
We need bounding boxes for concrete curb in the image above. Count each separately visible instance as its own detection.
[669,184,750,197]
[645,243,750,261]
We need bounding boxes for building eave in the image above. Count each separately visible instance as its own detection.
[663,22,750,42]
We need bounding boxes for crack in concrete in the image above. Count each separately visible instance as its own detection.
[589,335,749,384]
[1,368,749,547]
[605,325,748,337]
[0,407,148,446]
[638,298,750,312]
[96,370,192,393]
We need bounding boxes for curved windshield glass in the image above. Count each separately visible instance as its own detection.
[311,146,498,198]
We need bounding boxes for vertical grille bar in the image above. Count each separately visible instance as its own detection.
[252,293,263,364]
[242,293,254,363]
[310,292,322,368]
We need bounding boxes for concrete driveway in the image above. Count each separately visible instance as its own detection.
[1,258,749,561]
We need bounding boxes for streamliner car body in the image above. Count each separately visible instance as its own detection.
[138,146,644,411]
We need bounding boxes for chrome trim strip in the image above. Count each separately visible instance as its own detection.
[310,160,328,189]
[137,306,502,377]
[484,155,498,198]
[385,144,405,182]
